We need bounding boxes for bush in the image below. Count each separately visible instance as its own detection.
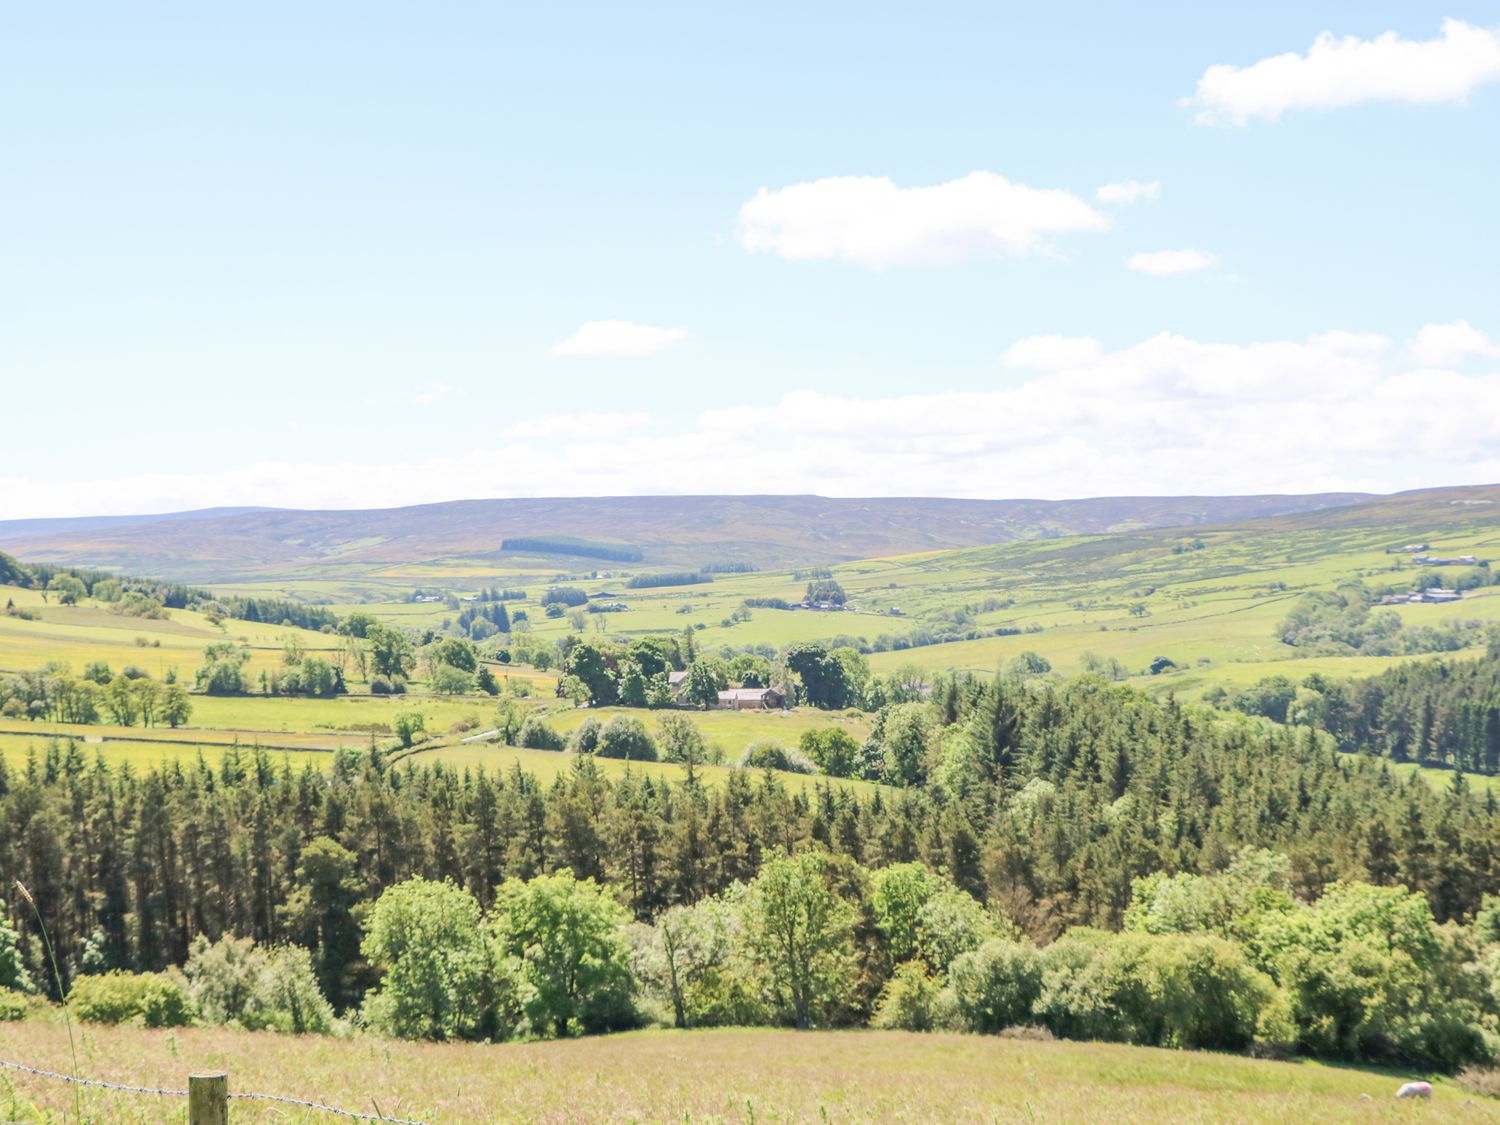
[183,934,336,1035]
[0,987,26,1021]
[369,676,407,695]
[518,718,565,751]
[948,939,1043,1033]
[738,740,815,774]
[1035,930,1271,1051]
[596,716,658,761]
[872,962,943,1031]
[567,716,604,755]
[70,971,193,1027]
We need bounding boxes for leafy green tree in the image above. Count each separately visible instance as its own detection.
[871,863,945,963]
[367,623,416,680]
[278,836,363,1010]
[596,716,657,761]
[656,713,707,764]
[564,641,618,706]
[1005,650,1052,678]
[948,939,1043,1033]
[47,574,86,606]
[783,643,850,709]
[634,891,757,1028]
[360,878,499,1041]
[105,675,141,726]
[518,717,565,750]
[872,702,933,787]
[683,660,727,709]
[196,643,250,695]
[799,728,861,777]
[871,961,943,1031]
[488,869,634,1037]
[0,910,33,993]
[475,666,499,695]
[744,849,856,1028]
[619,661,649,708]
[431,666,474,695]
[158,683,192,728]
[393,710,426,748]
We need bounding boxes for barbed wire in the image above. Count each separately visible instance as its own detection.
[0,1057,431,1124]
[230,1090,431,1125]
[0,1058,186,1097]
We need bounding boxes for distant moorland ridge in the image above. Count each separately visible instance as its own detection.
[0,492,1388,581]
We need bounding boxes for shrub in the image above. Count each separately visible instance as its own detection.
[0,987,26,1021]
[799,728,861,777]
[738,740,815,774]
[948,939,1043,1033]
[70,971,193,1028]
[183,934,335,1035]
[518,718,565,751]
[596,716,658,761]
[369,676,407,695]
[1035,930,1271,1051]
[872,962,943,1031]
[567,716,604,755]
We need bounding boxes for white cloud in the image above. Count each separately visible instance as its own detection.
[550,320,689,357]
[1003,335,1103,370]
[1095,180,1161,205]
[1408,320,1500,367]
[412,381,456,405]
[1127,249,1216,276]
[736,172,1108,268]
[1187,19,1500,126]
[501,411,652,440]
[6,323,1499,518]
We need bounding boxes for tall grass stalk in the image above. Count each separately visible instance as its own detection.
[15,880,81,1123]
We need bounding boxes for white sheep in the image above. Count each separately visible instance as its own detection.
[1395,1080,1433,1100]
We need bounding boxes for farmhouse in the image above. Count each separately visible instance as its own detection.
[718,687,785,711]
[667,669,691,702]
[1413,554,1479,566]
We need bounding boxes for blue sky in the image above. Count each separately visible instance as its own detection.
[3,2,1500,516]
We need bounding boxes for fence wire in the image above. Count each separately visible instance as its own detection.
[0,1057,432,1124]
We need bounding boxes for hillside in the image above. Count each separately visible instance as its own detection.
[0,492,1373,583]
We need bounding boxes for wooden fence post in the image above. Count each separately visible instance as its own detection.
[189,1071,228,1125]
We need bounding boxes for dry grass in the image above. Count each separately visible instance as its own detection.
[0,1021,1493,1123]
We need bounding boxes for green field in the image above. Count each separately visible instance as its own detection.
[7,486,1500,781]
[0,1020,1489,1124]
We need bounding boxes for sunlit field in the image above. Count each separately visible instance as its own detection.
[1,1021,1489,1125]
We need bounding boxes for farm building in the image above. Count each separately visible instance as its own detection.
[718,687,785,711]
[667,669,691,702]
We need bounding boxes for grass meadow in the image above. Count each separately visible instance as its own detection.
[1,1020,1490,1124]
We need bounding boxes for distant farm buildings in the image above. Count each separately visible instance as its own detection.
[1374,588,1464,606]
[718,687,785,711]
[1412,554,1479,566]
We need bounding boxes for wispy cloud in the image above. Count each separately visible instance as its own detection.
[1186,19,1500,126]
[1127,249,1216,276]
[737,172,1108,268]
[501,411,652,440]
[7,324,1499,518]
[412,381,457,405]
[550,320,689,358]
[1095,180,1160,206]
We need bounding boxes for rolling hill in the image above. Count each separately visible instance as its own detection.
[0,491,1374,582]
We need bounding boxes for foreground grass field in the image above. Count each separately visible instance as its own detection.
[0,1022,1489,1124]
